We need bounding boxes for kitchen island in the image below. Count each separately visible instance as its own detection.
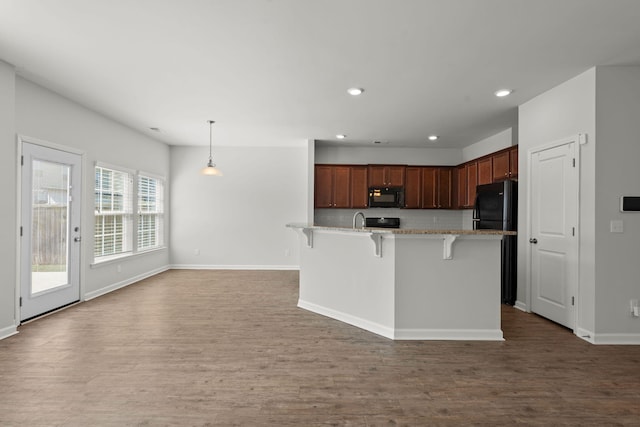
[287,224,516,341]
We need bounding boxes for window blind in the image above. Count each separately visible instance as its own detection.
[137,174,164,251]
[94,166,133,259]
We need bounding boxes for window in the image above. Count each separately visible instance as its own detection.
[93,164,165,264]
[94,165,133,260]
[137,174,164,251]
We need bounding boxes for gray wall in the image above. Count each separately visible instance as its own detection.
[594,66,640,336]
[0,61,17,338]
[170,145,309,268]
[518,68,596,333]
[15,78,172,299]
[0,71,172,338]
[315,145,462,165]
[518,66,640,341]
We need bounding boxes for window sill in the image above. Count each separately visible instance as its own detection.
[90,246,167,268]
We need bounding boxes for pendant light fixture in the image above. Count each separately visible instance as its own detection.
[201,120,223,176]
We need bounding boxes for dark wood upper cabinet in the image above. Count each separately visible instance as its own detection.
[315,146,517,211]
[467,162,478,208]
[421,167,437,209]
[491,146,519,182]
[456,165,466,209]
[314,165,353,208]
[368,165,405,187]
[477,157,492,185]
[509,147,518,179]
[420,167,452,209]
[314,165,334,208]
[350,166,369,208]
[404,167,422,209]
[437,168,453,209]
[492,150,510,181]
[332,166,351,208]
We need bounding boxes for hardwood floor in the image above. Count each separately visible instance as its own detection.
[1,269,639,426]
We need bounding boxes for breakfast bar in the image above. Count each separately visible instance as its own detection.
[287,224,515,341]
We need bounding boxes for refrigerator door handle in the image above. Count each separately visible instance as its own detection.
[472,193,480,229]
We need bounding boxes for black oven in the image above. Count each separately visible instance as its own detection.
[368,187,404,208]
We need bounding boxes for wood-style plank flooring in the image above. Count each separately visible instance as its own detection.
[1,270,639,426]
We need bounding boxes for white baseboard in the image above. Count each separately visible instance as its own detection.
[0,324,18,341]
[575,328,640,345]
[514,300,528,312]
[589,332,640,345]
[576,327,596,344]
[298,299,504,341]
[394,328,504,341]
[298,299,395,339]
[84,265,170,301]
[170,264,299,271]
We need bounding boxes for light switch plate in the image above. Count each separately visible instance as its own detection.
[610,220,624,233]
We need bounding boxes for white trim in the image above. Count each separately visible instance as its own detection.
[590,333,640,345]
[298,299,395,339]
[18,134,85,155]
[16,135,85,323]
[298,299,504,341]
[0,325,18,341]
[84,265,170,301]
[90,246,167,268]
[394,328,504,341]
[526,134,581,332]
[137,169,166,182]
[170,264,299,271]
[576,327,595,344]
[94,160,136,176]
[514,300,528,312]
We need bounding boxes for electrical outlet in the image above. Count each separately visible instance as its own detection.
[117,264,122,273]
[610,220,624,233]
[284,249,290,257]
[194,249,200,256]
[631,299,639,317]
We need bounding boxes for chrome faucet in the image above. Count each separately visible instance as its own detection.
[352,211,366,229]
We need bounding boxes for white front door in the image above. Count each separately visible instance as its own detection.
[20,142,82,321]
[529,138,579,330]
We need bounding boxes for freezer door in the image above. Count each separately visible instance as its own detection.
[474,183,505,228]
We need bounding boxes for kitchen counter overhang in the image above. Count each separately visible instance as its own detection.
[287,224,514,341]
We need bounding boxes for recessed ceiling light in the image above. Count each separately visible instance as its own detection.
[428,135,439,141]
[494,89,513,97]
[347,87,364,96]
[336,134,346,139]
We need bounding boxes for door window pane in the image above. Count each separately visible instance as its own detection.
[31,160,69,294]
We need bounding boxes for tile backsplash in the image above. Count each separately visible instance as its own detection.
[314,208,464,230]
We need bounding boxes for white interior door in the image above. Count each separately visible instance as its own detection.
[20,142,82,321]
[529,139,578,330]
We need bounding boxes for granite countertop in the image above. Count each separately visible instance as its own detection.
[286,223,516,236]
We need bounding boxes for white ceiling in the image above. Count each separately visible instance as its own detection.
[1,0,640,148]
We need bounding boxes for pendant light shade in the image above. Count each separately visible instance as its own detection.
[201,120,223,176]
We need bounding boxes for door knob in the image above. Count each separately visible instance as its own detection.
[529,238,538,244]
[74,237,82,242]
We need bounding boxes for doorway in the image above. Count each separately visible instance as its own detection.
[20,141,82,321]
[528,136,579,330]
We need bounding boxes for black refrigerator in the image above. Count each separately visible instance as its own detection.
[473,180,517,305]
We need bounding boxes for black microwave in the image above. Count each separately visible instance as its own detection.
[368,187,404,208]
